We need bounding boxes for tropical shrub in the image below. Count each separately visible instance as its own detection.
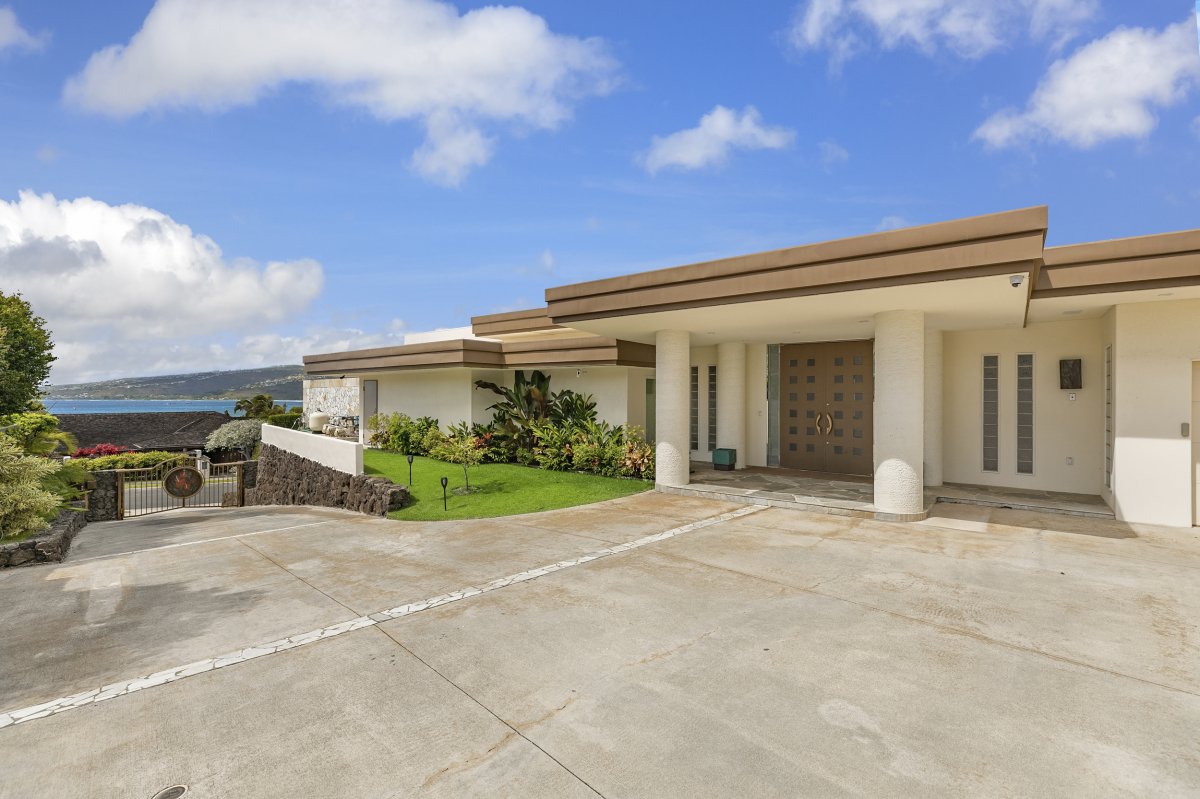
[529,420,577,471]
[76,451,186,471]
[0,411,76,456]
[571,420,625,477]
[474,371,590,452]
[428,424,486,489]
[368,413,440,455]
[0,438,61,540]
[74,443,130,458]
[620,426,655,481]
[205,419,263,459]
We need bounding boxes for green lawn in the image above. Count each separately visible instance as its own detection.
[364,450,652,521]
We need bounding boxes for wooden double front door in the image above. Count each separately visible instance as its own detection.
[780,341,874,476]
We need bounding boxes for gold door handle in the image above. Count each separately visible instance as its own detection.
[822,413,834,436]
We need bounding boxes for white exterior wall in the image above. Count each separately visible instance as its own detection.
[1111,299,1200,527]
[375,369,474,430]
[944,318,1104,495]
[924,331,944,486]
[745,343,768,467]
[625,367,655,433]
[656,330,691,487]
[874,310,926,515]
[262,424,363,475]
[716,343,746,467]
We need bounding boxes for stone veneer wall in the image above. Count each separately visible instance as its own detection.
[252,443,407,516]
[1,507,88,568]
[303,377,360,417]
[85,470,119,522]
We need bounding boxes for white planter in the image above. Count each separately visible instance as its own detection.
[308,412,330,431]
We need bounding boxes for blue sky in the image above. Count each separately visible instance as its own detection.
[0,0,1198,382]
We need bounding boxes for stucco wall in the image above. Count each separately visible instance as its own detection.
[944,318,1104,495]
[745,343,768,467]
[625,368,654,434]
[261,424,364,476]
[1111,299,1200,527]
[375,369,474,430]
[469,366,639,428]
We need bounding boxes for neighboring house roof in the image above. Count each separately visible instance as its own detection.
[59,412,233,451]
[304,336,655,376]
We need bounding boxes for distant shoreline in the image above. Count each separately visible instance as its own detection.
[42,398,303,415]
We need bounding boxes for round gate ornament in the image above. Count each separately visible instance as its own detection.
[163,466,204,499]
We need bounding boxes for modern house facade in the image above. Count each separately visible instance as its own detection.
[305,206,1200,528]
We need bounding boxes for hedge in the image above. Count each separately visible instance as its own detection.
[75,451,187,471]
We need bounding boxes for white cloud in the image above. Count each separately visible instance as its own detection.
[789,0,1098,67]
[641,106,795,174]
[63,0,617,186]
[34,145,59,164]
[0,191,334,383]
[876,215,909,231]
[0,6,47,53]
[975,20,1200,149]
[819,139,849,171]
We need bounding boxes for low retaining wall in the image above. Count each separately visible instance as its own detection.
[1,508,88,568]
[261,424,363,475]
[252,443,407,516]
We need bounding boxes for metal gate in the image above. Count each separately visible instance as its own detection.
[116,456,246,519]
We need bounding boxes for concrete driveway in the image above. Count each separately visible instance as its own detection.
[1,495,1198,798]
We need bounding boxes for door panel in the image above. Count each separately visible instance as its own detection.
[779,341,874,476]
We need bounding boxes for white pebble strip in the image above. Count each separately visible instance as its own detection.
[0,505,763,729]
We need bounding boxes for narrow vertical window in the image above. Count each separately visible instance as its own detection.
[707,365,718,451]
[689,366,699,451]
[767,344,780,467]
[982,355,999,472]
[1016,354,1034,475]
[1104,345,1113,488]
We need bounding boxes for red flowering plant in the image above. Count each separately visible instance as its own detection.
[74,443,131,458]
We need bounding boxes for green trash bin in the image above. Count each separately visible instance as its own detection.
[712,448,737,471]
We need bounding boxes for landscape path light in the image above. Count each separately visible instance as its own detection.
[440,476,449,512]
[406,453,414,487]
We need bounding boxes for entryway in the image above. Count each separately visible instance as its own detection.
[779,341,873,476]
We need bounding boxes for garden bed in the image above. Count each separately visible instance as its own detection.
[364,451,651,521]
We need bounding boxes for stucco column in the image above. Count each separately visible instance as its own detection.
[716,342,746,468]
[744,342,768,467]
[923,329,944,486]
[874,310,925,515]
[655,330,691,487]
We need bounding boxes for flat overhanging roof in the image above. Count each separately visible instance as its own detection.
[545,206,1049,324]
[303,336,654,375]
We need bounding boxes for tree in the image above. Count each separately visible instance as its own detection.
[0,293,55,414]
[429,429,485,491]
[205,419,263,460]
[234,394,284,419]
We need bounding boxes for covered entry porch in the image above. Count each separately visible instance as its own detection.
[544,208,1048,516]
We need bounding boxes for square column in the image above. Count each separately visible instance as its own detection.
[655,330,691,487]
[874,310,925,515]
[716,342,746,468]
[924,329,944,486]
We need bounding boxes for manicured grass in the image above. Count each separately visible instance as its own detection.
[364,450,652,521]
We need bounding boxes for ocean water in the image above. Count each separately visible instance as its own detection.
[42,399,303,416]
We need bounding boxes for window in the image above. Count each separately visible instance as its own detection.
[707,365,718,451]
[982,355,999,472]
[689,366,699,451]
[1017,354,1034,475]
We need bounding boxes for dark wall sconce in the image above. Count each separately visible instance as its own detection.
[1059,358,1083,390]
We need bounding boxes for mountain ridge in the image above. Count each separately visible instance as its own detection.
[47,365,304,400]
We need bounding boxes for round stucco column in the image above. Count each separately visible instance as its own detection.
[924,329,944,487]
[716,342,746,468]
[874,310,925,515]
[655,330,691,487]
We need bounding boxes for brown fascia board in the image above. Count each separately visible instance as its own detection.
[303,339,504,374]
[303,336,655,374]
[471,307,563,337]
[545,206,1048,321]
[1036,228,1200,297]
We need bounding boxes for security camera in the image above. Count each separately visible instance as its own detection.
[1009,275,1025,288]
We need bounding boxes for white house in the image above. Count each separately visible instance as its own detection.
[305,206,1200,528]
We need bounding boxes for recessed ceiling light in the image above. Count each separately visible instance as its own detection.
[1062,310,1083,316]
[857,319,869,324]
